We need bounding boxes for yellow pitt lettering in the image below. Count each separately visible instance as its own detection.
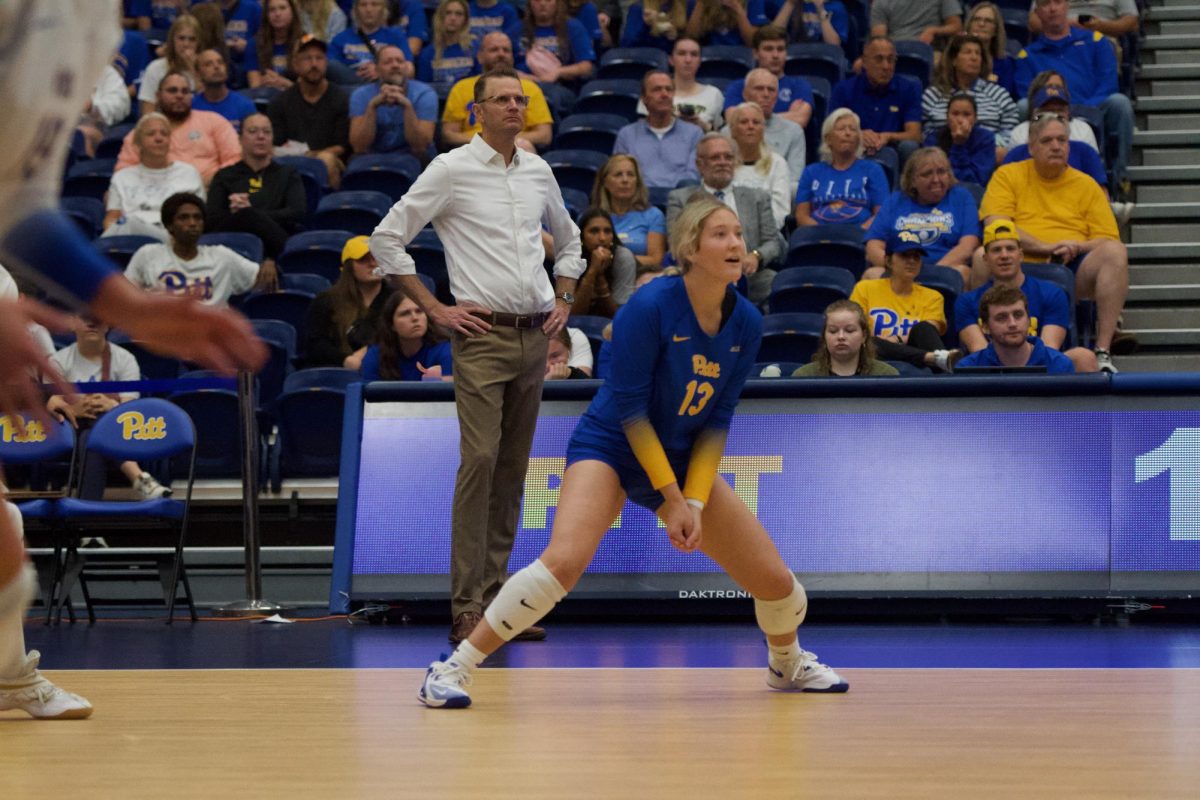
[691,354,721,380]
[117,411,168,441]
[0,415,47,443]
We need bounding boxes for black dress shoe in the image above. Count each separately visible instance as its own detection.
[511,624,546,642]
[448,610,483,644]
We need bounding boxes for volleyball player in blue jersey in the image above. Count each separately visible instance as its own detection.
[419,196,848,708]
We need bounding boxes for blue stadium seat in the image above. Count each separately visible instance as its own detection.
[871,147,899,190]
[698,45,754,80]
[574,79,642,120]
[561,186,591,220]
[96,123,135,160]
[785,43,846,85]
[542,149,610,195]
[757,312,824,363]
[239,85,283,112]
[62,196,105,239]
[886,360,932,376]
[894,41,934,89]
[917,264,963,349]
[408,228,451,304]
[269,386,348,492]
[199,231,264,263]
[959,181,985,206]
[786,225,866,276]
[768,267,856,314]
[597,47,668,80]
[804,76,831,164]
[275,155,329,220]
[341,152,422,202]
[107,331,184,380]
[241,291,313,351]
[554,113,629,154]
[62,158,117,201]
[283,367,361,393]
[313,190,393,235]
[1002,6,1031,46]
[166,385,249,479]
[278,229,354,283]
[280,272,332,295]
[249,319,297,406]
[648,186,671,213]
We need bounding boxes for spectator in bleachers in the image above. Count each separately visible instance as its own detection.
[145,0,191,32]
[978,114,1127,372]
[208,0,262,62]
[416,0,479,92]
[544,327,591,379]
[349,44,437,157]
[104,113,207,242]
[791,299,900,376]
[924,93,997,187]
[468,0,521,43]
[669,132,784,305]
[963,2,1017,98]
[794,107,887,229]
[742,69,806,184]
[1001,87,1109,192]
[620,0,688,51]
[125,192,275,303]
[637,38,726,133]
[117,71,243,186]
[864,146,979,285]
[297,0,349,41]
[442,31,554,151]
[44,315,172,500]
[684,0,768,46]
[119,24,152,104]
[506,0,596,86]
[192,49,259,130]
[78,62,133,159]
[592,154,666,271]
[725,104,792,229]
[1016,0,1134,192]
[613,71,703,189]
[869,0,961,47]
[331,0,415,83]
[303,235,387,368]
[191,3,234,64]
[247,0,305,90]
[139,14,202,117]
[1007,73,1098,152]
[829,36,921,161]
[955,284,1076,373]
[360,289,455,379]
[721,26,814,130]
[849,231,960,372]
[267,35,351,188]
[1026,0,1140,45]
[207,112,306,271]
[955,219,1098,372]
[390,0,434,56]
[771,0,849,47]
[921,34,1018,149]
[567,0,611,50]
[572,208,639,317]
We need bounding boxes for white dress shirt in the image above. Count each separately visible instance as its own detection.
[369,134,584,315]
[702,182,739,220]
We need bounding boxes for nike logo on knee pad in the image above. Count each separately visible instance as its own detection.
[520,598,537,610]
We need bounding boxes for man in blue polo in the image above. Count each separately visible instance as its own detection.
[956,219,1098,372]
[956,284,1076,374]
[721,26,814,130]
[331,0,415,83]
[829,36,921,161]
[612,71,703,189]
[349,45,437,158]
[1015,0,1133,192]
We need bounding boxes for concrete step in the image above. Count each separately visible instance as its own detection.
[1136,184,1200,203]
[1129,223,1200,244]
[1139,148,1200,166]
[1146,80,1200,96]
[1142,34,1200,49]
[1128,284,1200,302]
[1148,49,1200,64]
[1117,329,1200,347]
[1146,5,1200,21]
[1122,307,1200,329]
[1130,263,1200,284]
[1112,354,1200,373]
[1133,129,1200,146]
[1126,242,1200,262]
[1144,113,1200,131]
[1126,164,1200,182]
[1138,63,1200,80]
[1137,95,1200,112]
[1129,202,1200,220]
[1147,20,1200,34]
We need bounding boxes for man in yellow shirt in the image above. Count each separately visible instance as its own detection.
[441,32,553,152]
[978,114,1128,371]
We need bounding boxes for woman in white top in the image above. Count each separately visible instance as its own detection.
[636,37,726,132]
[138,15,200,117]
[102,113,205,242]
[728,102,792,229]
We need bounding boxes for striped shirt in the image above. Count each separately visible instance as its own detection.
[921,78,1020,148]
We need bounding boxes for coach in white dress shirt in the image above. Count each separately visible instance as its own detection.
[369,66,584,644]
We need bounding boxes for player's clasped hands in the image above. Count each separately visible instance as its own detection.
[661,494,703,554]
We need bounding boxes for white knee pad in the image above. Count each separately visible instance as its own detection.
[484,559,567,643]
[754,575,808,636]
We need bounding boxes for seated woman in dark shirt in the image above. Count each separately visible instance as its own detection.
[303,235,387,369]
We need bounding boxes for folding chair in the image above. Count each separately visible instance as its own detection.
[757,313,825,363]
[597,47,668,80]
[786,225,867,276]
[698,45,755,80]
[341,153,423,202]
[313,191,393,235]
[542,149,610,195]
[785,43,846,85]
[278,229,354,284]
[554,113,630,154]
[574,79,642,120]
[768,267,856,313]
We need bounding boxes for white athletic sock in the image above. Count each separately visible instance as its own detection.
[768,640,802,665]
[450,640,486,673]
[0,503,31,680]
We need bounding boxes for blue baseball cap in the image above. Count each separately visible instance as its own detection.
[886,230,927,256]
[1032,85,1071,109]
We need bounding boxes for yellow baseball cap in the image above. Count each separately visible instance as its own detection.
[982,219,1020,249]
[341,235,371,263]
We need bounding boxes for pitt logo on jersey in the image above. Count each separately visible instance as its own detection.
[117,412,167,441]
[0,415,47,444]
[692,354,721,379]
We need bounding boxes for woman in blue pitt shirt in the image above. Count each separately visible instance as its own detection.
[794,107,889,229]
[416,0,479,91]
[359,290,453,381]
[592,154,667,273]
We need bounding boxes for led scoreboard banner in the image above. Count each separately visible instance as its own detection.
[330,374,1200,612]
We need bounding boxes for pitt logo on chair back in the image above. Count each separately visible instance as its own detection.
[0,415,47,443]
[117,411,167,441]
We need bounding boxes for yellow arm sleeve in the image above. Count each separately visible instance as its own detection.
[622,417,678,491]
[682,428,728,506]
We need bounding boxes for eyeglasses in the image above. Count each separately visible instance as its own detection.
[1032,111,1067,122]
[481,94,530,107]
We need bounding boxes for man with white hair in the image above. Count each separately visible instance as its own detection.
[742,68,806,185]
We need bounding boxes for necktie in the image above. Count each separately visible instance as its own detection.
[714,190,725,203]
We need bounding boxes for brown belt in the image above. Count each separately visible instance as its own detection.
[470,310,549,329]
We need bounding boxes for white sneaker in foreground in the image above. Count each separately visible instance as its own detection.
[767,649,849,693]
[418,656,472,708]
[0,651,93,719]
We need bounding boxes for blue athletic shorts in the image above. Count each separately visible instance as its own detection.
[565,430,691,513]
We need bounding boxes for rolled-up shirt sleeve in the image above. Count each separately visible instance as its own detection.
[543,178,585,280]
[369,159,453,277]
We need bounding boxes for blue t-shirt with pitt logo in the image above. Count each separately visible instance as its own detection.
[572,276,762,457]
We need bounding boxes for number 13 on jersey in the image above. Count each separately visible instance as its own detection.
[678,380,714,416]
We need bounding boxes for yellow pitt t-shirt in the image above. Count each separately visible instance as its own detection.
[441,76,553,137]
[979,161,1118,262]
[850,279,947,339]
